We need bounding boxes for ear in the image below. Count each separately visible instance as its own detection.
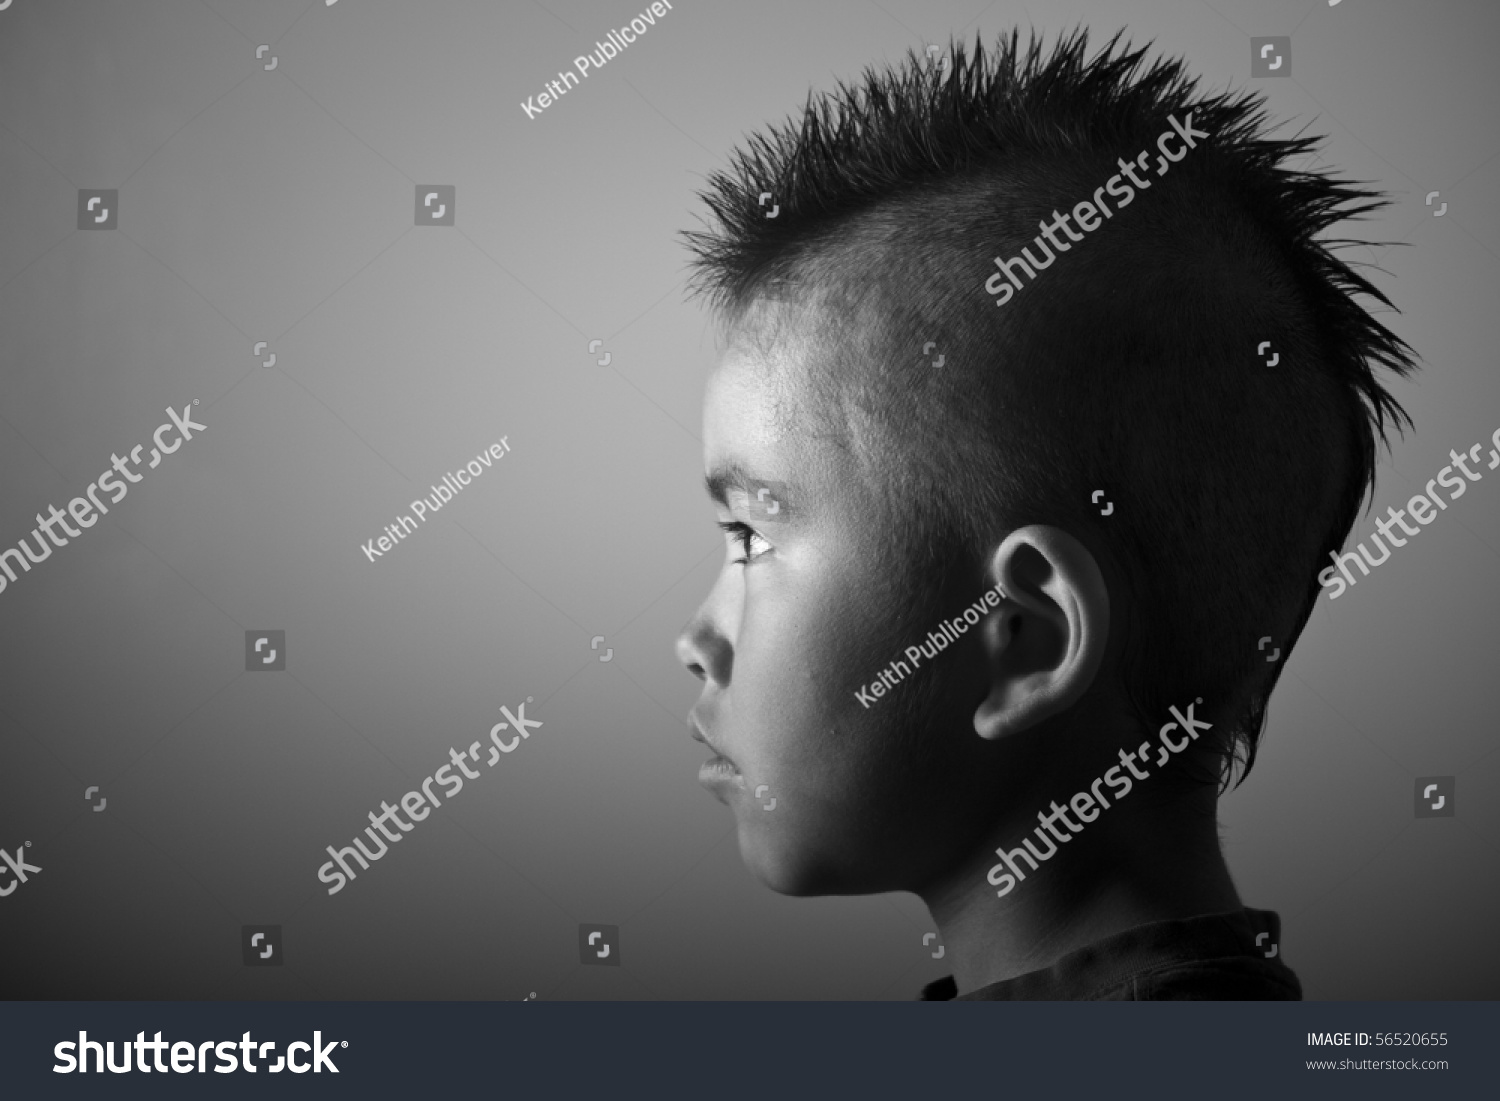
[972,525,1110,742]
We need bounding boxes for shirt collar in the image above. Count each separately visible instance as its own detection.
[918,907,1288,1000]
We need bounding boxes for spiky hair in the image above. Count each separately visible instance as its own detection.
[681,28,1419,788]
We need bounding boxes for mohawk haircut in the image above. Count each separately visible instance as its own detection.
[681,28,1420,789]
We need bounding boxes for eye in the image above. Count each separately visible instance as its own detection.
[718,520,772,565]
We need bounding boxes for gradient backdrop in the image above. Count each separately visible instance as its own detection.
[1,0,1497,1001]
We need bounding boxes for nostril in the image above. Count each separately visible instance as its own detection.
[676,621,727,686]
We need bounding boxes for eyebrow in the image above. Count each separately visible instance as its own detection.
[704,461,757,508]
[704,462,795,520]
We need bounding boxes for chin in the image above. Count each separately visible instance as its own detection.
[736,826,873,897]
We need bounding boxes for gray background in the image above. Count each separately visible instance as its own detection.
[0,0,1495,1001]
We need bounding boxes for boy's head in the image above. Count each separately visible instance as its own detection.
[675,29,1417,898]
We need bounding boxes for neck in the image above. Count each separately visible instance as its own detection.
[919,780,1241,994]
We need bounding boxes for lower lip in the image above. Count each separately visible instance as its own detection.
[698,754,742,790]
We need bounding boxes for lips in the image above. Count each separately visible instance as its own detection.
[689,712,742,798]
[697,753,743,805]
[688,711,724,756]
[691,726,738,771]
[698,754,741,781]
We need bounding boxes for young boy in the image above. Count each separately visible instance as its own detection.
[674,29,1418,999]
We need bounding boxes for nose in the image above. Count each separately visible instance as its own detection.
[675,630,705,681]
[676,612,731,687]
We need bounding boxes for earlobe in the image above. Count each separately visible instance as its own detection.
[972,525,1110,742]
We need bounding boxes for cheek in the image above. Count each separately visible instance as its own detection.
[729,572,916,784]
[732,586,849,736]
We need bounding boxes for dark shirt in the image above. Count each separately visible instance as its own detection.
[917,907,1301,1000]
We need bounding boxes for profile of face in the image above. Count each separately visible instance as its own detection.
[674,311,1052,898]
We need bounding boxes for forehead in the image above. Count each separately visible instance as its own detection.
[703,303,889,522]
[704,340,792,450]
[704,300,819,458]
[702,341,813,524]
[712,300,820,434]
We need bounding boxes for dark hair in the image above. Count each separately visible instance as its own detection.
[681,28,1419,789]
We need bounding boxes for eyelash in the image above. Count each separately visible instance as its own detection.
[718,521,771,565]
